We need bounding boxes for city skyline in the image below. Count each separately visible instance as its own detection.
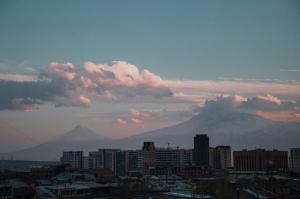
[0,0,300,153]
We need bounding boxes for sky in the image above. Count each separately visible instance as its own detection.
[0,0,300,152]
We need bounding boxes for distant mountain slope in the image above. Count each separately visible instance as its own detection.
[1,125,112,161]
[3,111,300,161]
[115,111,300,150]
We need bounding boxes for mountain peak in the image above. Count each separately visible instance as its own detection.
[73,124,88,131]
[56,125,106,142]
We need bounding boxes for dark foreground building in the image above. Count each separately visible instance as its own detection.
[0,179,36,199]
[194,134,209,167]
[233,149,288,171]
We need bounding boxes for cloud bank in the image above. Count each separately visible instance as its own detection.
[113,94,300,125]
[1,61,300,117]
[0,61,173,111]
[201,94,300,122]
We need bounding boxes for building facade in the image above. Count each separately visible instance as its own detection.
[209,147,216,168]
[126,150,143,172]
[87,149,118,173]
[209,146,232,169]
[60,151,84,169]
[88,151,103,169]
[142,142,156,174]
[215,146,232,169]
[290,148,300,173]
[233,149,288,171]
[177,149,193,168]
[155,148,193,169]
[115,151,127,176]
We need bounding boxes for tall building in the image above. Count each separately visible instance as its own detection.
[60,151,83,169]
[215,146,232,169]
[233,149,288,171]
[209,146,232,169]
[194,134,209,167]
[115,151,127,176]
[176,149,193,168]
[83,156,89,169]
[127,150,143,172]
[142,142,156,174]
[209,147,216,168]
[290,148,300,173]
[87,149,118,173]
[88,151,103,169]
[102,149,118,172]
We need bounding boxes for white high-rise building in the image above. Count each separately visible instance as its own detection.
[215,146,232,169]
[209,146,232,169]
[88,149,118,172]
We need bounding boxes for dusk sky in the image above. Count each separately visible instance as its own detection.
[0,0,300,152]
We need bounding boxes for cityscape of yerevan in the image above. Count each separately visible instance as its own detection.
[0,1,300,199]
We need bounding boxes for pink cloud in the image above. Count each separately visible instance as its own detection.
[202,94,300,122]
[55,93,91,107]
[256,94,281,105]
[83,61,167,88]
[129,108,151,118]
[1,60,300,114]
[79,76,94,88]
[98,90,118,101]
[113,107,198,126]
[113,117,143,125]
[255,110,300,122]
[130,118,143,124]
[0,73,37,82]
[44,62,76,80]
[167,79,300,98]
[114,118,127,125]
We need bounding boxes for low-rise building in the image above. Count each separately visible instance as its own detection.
[0,179,36,199]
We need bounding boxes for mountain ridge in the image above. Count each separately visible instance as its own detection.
[2,111,300,161]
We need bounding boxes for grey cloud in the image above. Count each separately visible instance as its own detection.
[0,80,68,111]
[200,94,300,114]
[0,61,174,111]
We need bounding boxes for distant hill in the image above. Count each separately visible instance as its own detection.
[1,125,112,161]
[2,111,300,161]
